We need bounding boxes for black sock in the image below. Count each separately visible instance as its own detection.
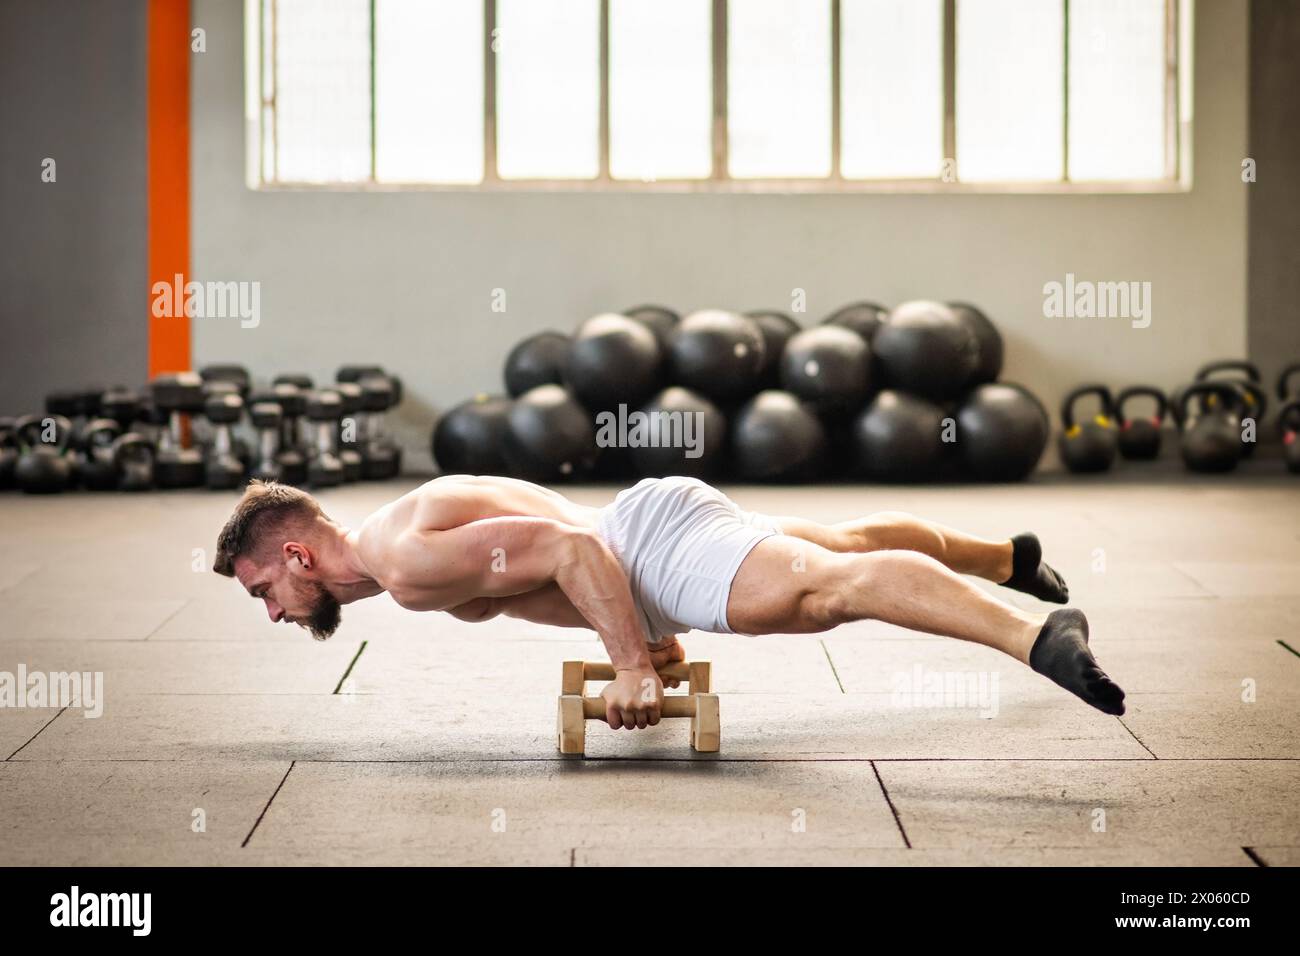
[1002,532,1069,604]
[1029,609,1126,716]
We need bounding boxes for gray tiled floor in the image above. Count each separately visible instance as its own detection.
[1,478,1297,866]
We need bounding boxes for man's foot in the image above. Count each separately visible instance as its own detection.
[1002,532,1069,603]
[1028,609,1126,715]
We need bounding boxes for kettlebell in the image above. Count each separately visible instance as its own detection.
[1278,400,1300,475]
[0,417,18,490]
[80,418,123,490]
[1194,360,1266,456]
[113,433,157,491]
[1115,386,1167,461]
[14,414,76,494]
[1178,382,1244,473]
[1276,362,1300,404]
[1058,384,1118,473]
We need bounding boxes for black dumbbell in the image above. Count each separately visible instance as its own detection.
[248,400,284,483]
[273,373,315,391]
[14,414,77,494]
[305,390,345,488]
[335,382,364,482]
[200,364,251,400]
[358,376,402,480]
[100,387,143,433]
[266,384,309,486]
[46,389,103,431]
[204,393,247,490]
[151,372,207,488]
[338,365,403,405]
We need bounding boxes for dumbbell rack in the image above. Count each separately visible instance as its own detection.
[556,660,720,755]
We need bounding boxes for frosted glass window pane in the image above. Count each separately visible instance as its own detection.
[728,0,832,179]
[275,0,372,183]
[956,0,1064,182]
[375,0,484,183]
[496,0,600,180]
[610,0,712,181]
[1068,0,1166,180]
[841,0,943,179]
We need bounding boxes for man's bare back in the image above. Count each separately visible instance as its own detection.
[354,475,601,625]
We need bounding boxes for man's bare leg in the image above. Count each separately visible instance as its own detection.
[727,537,1124,714]
[767,511,1069,603]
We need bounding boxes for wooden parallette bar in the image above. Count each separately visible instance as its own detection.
[556,659,720,756]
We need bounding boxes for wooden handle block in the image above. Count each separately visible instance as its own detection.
[581,696,698,720]
[692,693,721,752]
[557,660,720,755]
[556,695,586,754]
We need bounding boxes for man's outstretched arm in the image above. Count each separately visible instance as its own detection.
[386,516,664,728]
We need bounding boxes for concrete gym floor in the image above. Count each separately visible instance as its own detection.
[0,477,1297,867]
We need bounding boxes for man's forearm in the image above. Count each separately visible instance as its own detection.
[555,533,653,672]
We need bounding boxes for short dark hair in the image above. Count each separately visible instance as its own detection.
[213,481,327,577]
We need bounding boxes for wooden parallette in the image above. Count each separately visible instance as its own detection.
[556,660,720,755]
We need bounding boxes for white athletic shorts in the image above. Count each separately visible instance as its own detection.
[594,476,784,644]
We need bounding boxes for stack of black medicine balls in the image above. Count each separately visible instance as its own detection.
[432,300,1049,483]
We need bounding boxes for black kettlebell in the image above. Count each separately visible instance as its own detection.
[1058,384,1118,473]
[1115,386,1167,461]
[0,417,18,490]
[80,418,124,490]
[1276,362,1300,404]
[1278,400,1300,475]
[113,433,157,491]
[14,414,76,493]
[1194,360,1266,456]
[1178,382,1244,473]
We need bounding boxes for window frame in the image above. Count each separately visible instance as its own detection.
[246,0,1193,193]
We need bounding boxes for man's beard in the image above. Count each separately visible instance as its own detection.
[292,578,342,641]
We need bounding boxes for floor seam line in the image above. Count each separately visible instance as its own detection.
[0,565,44,597]
[819,638,846,693]
[140,599,192,641]
[870,760,911,849]
[6,707,68,760]
[1117,718,1158,759]
[242,761,295,848]
[333,640,369,695]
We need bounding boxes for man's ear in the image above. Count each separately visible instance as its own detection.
[284,541,312,570]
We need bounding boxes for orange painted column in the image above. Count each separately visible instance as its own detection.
[147,0,191,377]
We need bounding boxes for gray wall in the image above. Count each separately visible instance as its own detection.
[1248,0,1300,392]
[191,0,1248,470]
[0,0,148,415]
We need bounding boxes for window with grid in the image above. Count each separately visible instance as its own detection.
[245,0,1192,190]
